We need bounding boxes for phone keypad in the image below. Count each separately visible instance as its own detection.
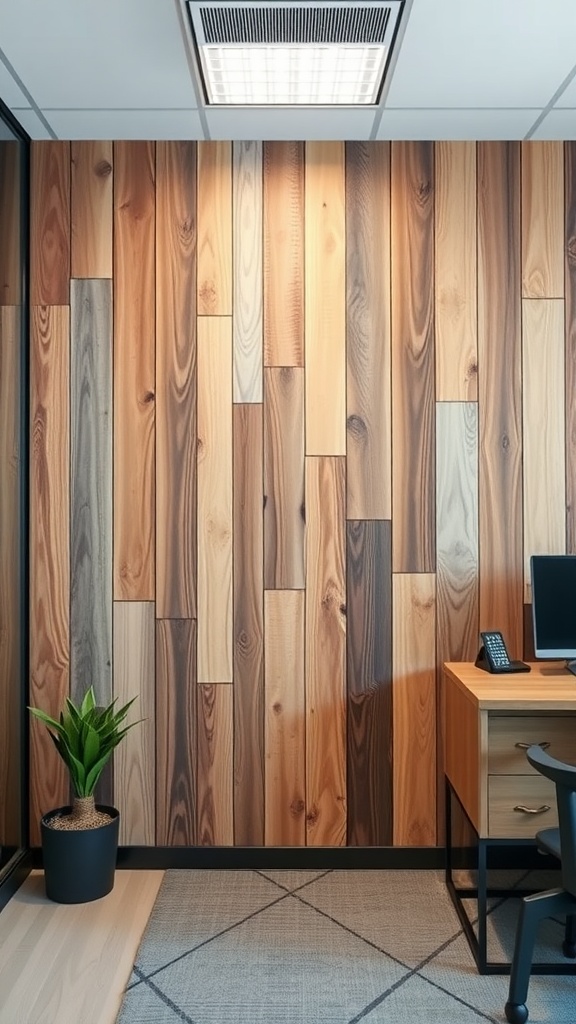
[485,635,509,666]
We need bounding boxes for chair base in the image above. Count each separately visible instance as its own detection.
[505,1001,528,1024]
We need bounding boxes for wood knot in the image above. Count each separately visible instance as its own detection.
[347,414,367,440]
[300,501,306,523]
[96,160,112,178]
[501,433,510,451]
[272,702,282,715]
[306,805,319,825]
[290,799,305,817]
[142,390,155,404]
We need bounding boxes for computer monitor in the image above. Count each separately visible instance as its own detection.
[530,554,576,675]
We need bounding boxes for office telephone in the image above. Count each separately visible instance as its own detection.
[475,631,530,673]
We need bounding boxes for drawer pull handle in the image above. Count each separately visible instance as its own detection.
[513,804,551,815]
[514,741,551,750]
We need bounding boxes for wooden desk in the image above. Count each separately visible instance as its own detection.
[443,662,576,973]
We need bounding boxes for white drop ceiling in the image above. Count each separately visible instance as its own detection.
[1,0,576,141]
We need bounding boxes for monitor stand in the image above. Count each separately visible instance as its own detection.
[565,659,576,676]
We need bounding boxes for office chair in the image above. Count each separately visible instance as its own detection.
[505,745,576,1024]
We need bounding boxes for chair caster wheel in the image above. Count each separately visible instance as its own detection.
[505,1002,528,1024]
[562,939,576,958]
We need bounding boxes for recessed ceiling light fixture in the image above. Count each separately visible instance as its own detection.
[185,1,405,107]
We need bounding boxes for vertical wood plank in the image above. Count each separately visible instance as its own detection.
[156,141,197,619]
[0,141,21,304]
[197,141,232,316]
[29,305,70,839]
[305,142,346,456]
[435,141,478,401]
[264,590,305,846]
[156,619,197,845]
[522,141,564,298]
[392,573,437,846]
[346,520,392,846]
[0,307,19,462]
[31,142,70,305]
[114,602,155,845]
[305,456,346,846]
[197,683,234,845]
[522,298,566,597]
[478,142,523,653]
[197,316,233,683]
[346,142,392,519]
[70,280,112,705]
[263,141,304,367]
[233,141,262,402]
[391,142,435,571]
[233,403,264,845]
[263,367,305,589]
[71,141,113,279]
[113,141,155,600]
[565,143,576,553]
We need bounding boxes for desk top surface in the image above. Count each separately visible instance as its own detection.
[443,662,576,710]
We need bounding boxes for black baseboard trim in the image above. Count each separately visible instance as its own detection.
[0,849,33,912]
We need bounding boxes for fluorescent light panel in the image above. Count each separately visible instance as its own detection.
[201,44,387,105]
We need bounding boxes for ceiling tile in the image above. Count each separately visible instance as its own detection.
[44,108,205,140]
[12,109,53,139]
[531,109,576,140]
[206,106,377,140]
[0,59,30,109]
[375,108,540,140]
[553,72,576,107]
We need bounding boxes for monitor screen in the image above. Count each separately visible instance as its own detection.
[531,555,576,667]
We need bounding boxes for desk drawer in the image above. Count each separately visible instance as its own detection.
[488,776,558,838]
[488,716,576,774]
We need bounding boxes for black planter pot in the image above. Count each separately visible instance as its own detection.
[40,804,120,904]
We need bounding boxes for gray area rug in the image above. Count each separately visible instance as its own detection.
[116,868,576,1023]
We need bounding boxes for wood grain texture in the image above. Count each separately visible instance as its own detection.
[346,142,392,519]
[233,141,262,402]
[391,142,435,572]
[114,602,155,845]
[305,142,346,455]
[0,306,19,463]
[264,590,305,846]
[263,367,305,589]
[30,305,70,839]
[197,141,232,315]
[477,142,523,654]
[522,141,564,299]
[346,520,392,846]
[70,280,112,705]
[305,456,346,846]
[156,618,197,845]
[435,141,478,401]
[263,141,304,367]
[0,141,21,304]
[197,683,234,846]
[31,142,70,305]
[522,298,566,598]
[71,141,113,278]
[392,573,437,846]
[565,142,576,554]
[155,141,197,619]
[233,404,264,844]
[197,316,233,683]
[113,141,155,600]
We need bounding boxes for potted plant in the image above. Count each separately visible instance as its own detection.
[28,686,140,904]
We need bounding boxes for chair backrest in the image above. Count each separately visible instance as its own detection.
[526,744,576,896]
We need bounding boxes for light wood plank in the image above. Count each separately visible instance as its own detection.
[197,141,232,315]
[566,143,576,553]
[435,141,478,401]
[264,590,306,846]
[113,602,155,845]
[197,316,233,683]
[263,141,304,366]
[113,141,155,600]
[522,141,564,299]
[30,305,70,841]
[30,142,70,305]
[70,280,112,705]
[263,367,305,589]
[156,619,197,846]
[522,298,566,599]
[0,140,22,304]
[71,142,113,278]
[392,573,437,846]
[346,141,391,519]
[155,141,197,619]
[305,456,346,846]
[0,870,163,1024]
[305,142,346,456]
[233,141,262,402]
[197,684,234,845]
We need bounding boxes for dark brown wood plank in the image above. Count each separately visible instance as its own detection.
[0,141,22,304]
[263,142,304,367]
[477,142,523,654]
[264,367,305,589]
[565,142,576,553]
[156,141,197,618]
[346,519,392,846]
[233,404,264,845]
[31,142,70,305]
[390,142,435,572]
[156,619,197,845]
[197,683,233,845]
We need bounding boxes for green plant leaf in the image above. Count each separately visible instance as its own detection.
[80,686,96,717]
[84,750,114,795]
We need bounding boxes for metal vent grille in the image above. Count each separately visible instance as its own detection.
[199,5,392,45]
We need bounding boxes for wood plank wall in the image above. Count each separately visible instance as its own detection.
[29,140,575,849]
